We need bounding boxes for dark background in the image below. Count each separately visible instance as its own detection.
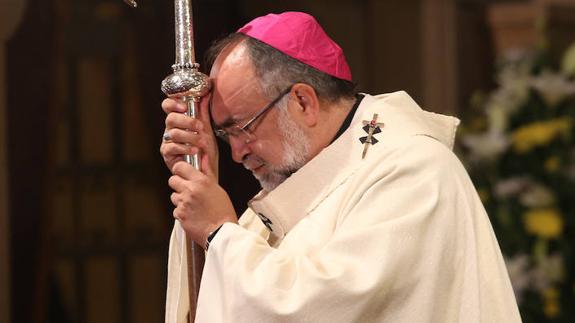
[3,0,554,322]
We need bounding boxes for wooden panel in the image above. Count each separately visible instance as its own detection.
[488,2,540,55]
[124,179,165,245]
[52,110,71,166]
[0,42,10,323]
[370,0,423,98]
[51,53,71,166]
[80,175,117,246]
[489,1,575,62]
[85,257,120,323]
[51,178,74,247]
[421,0,457,114]
[456,1,494,115]
[122,34,153,163]
[6,0,54,321]
[53,259,78,321]
[129,255,164,323]
[78,58,113,164]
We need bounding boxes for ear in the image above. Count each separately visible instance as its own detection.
[290,83,320,127]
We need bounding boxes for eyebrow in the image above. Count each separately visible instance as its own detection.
[209,87,235,129]
[219,117,238,129]
[209,95,242,129]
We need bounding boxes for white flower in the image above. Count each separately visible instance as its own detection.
[494,177,531,199]
[461,130,510,162]
[490,65,531,110]
[566,164,575,180]
[530,70,575,107]
[531,253,565,292]
[485,100,512,133]
[500,48,533,65]
[566,148,575,180]
[561,43,575,76]
[505,253,531,304]
[519,183,556,208]
[505,253,566,303]
[480,59,533,133]
[498,64,532,93]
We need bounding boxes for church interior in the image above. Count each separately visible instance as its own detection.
[1,0,574,322]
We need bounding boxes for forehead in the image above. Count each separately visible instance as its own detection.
[209,42,264,126]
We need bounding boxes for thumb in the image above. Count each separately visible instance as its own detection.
[201,152,218,180]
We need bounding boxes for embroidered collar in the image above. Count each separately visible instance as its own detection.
[331,94,364,143]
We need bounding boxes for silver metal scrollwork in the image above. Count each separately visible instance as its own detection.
[161,0,211,169]
[124,0,211,169]
[123,1,210,321]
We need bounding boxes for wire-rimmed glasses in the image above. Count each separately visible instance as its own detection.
[213,85,293,144]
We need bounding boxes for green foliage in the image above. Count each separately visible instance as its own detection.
[460,44,575,322]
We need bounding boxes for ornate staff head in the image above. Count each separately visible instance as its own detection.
[123,0,211,99]
[122,3,209,321]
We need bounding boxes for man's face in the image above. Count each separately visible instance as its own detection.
[209,42,310,191]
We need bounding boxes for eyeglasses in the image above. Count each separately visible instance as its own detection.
[213,85,293,144]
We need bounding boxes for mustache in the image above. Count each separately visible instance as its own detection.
[242,155,265,171]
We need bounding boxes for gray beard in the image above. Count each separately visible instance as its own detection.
[252,108,310,192]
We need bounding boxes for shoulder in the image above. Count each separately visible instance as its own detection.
[339,133,476,217]
[364,134,464,183]
[332,134,474,229]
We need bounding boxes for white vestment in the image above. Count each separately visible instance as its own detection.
[166,92,522,323]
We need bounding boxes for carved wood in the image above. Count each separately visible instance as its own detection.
[489,0,575,58]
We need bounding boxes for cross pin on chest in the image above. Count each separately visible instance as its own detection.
[359,113,384,159]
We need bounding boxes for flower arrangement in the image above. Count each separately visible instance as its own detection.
[460,43,575,322]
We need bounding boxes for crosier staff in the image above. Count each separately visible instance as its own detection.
[124,1,210,322]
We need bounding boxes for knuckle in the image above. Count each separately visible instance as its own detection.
[181,197,191,208]
[176,160,188,170]
[197,137,207,149]
[175,207,187,220]
[165,113,177,127]
[190,118,203,130]
[197,175,208,185]
[164,99,180,113]
[170,193,178,205]
[176,100,187,109]
[175,129,190,142]
[160,144,175,158]
[161,99,171,112]
[187,185,201,199]
[183,183,195,195]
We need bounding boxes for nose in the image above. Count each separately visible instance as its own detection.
[229,136,251,163]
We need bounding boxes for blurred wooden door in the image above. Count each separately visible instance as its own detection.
[43,1,171,322]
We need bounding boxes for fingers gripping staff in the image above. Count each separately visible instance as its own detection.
[124,1,211,322]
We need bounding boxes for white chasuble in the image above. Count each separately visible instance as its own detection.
[166,91,522,323]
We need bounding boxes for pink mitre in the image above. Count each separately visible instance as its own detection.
[237,11,353,82]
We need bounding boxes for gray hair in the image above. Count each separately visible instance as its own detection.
[205,33,357,104]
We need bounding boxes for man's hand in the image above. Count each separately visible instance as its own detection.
[160,96,219,179]
[169,161,238,246]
